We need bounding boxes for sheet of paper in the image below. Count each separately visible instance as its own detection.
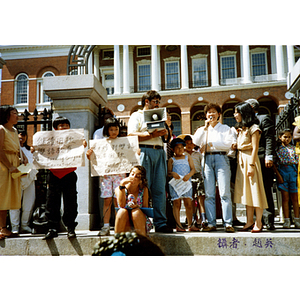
[169,176,192,197]
[89,136,140,176]
[32,129,85,169]
[11,163,34,179]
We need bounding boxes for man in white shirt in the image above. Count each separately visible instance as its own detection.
[193,103,235,232]
[128,90,173,233]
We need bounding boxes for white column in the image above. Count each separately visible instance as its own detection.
[114,45,121,95]
[210,45,219,86]
[123,45,130,94]
[129,46,134,91]
[157,46,161,90]
[151,45,159,91]
[276,45,285,80]
[88,52,93,75]
[93,48,100,80]
[181,45,189,89]
[242,45,251,84]
[287,45,295,73]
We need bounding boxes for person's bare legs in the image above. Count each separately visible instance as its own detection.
[0,210,11,237]
[103,197,112,224]
[172,199,182,229]
[131,208,147,236]
[183,198,193,227]
[114,208,131,233]
[281,190,290,218]
[241,205,255,230]
[254,207,263,230]
[291,193,299,218]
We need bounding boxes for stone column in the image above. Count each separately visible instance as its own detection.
[242,45,252,84]
[181,45,189,89]
[210,45,219,86]
[43,74,107,230]
[93,48,100,80]
[114,45,121,95]
[123,45,130,94]
[276,45,285,80]
[287,45,295,73]
[151,45,159,91]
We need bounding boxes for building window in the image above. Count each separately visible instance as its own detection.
[138,64,151,91]
[100,67,115,95]
[221,56,236,79]
[223,108,236,127]
[104,73,114,95]
[42,72,54,103]
[252,52,267,76]
[165,60,180,89]
[137,46,151,57]
[103,50,114,60]
[15,73,28,104]
[192,57,208,87]
[169,113,181,136]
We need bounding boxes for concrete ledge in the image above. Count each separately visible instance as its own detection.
[1,227,300,256]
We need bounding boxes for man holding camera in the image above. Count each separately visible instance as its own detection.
[128,90,173,233]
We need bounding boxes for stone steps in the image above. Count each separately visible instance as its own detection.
[1,223,300,256]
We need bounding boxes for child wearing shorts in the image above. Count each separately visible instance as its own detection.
[87,117,126,236]
[276,128,299,228]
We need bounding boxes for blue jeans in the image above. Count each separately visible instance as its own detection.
[140,148,167,229]
[203,154,233,227]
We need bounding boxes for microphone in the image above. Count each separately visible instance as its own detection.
[209,116,213,121]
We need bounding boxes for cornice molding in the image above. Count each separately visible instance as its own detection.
[191,53,208,59]
[0,45,71,60]
[163,56,180,62]
[219,50,237,57]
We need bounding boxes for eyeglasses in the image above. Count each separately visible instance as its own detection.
[151,100,160,104]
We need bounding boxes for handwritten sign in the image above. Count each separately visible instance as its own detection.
[32,129,85,169]
[89,136,140,176]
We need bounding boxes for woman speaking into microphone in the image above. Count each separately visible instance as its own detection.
[192,103,236,233]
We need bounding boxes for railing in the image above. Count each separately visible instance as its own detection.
[275,97,300,134]
[16,107,53,133]
[16,107,53,221]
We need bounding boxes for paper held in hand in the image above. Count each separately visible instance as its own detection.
[169,176,192,197]
[11,163,34,179]
[89,136,140,176]
[32,129,85,169]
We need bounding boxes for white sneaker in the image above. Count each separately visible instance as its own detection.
[294,218,300,229]
[98,226,110,236]
[283,218,291,229]
[11,225,19,234]
[20,225,32,233]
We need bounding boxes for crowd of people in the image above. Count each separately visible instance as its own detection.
[0,90,299,241]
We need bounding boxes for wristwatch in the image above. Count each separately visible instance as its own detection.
[119,185,126,190]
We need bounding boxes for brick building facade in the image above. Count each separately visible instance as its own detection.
[1,45,299,138]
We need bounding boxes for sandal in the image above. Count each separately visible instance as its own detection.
[176,226,186,232]
[188,225,200,232]
[0,227,12,237]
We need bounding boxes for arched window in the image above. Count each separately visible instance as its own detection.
[223,108,236,127]
[169,113,181,136]
[42,72,54,102]
[15,73,28,104]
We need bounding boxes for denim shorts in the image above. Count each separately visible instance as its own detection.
[277,164,298,193]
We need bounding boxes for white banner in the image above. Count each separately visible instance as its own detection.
[89,136,140,176]
[32,129,85,169]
